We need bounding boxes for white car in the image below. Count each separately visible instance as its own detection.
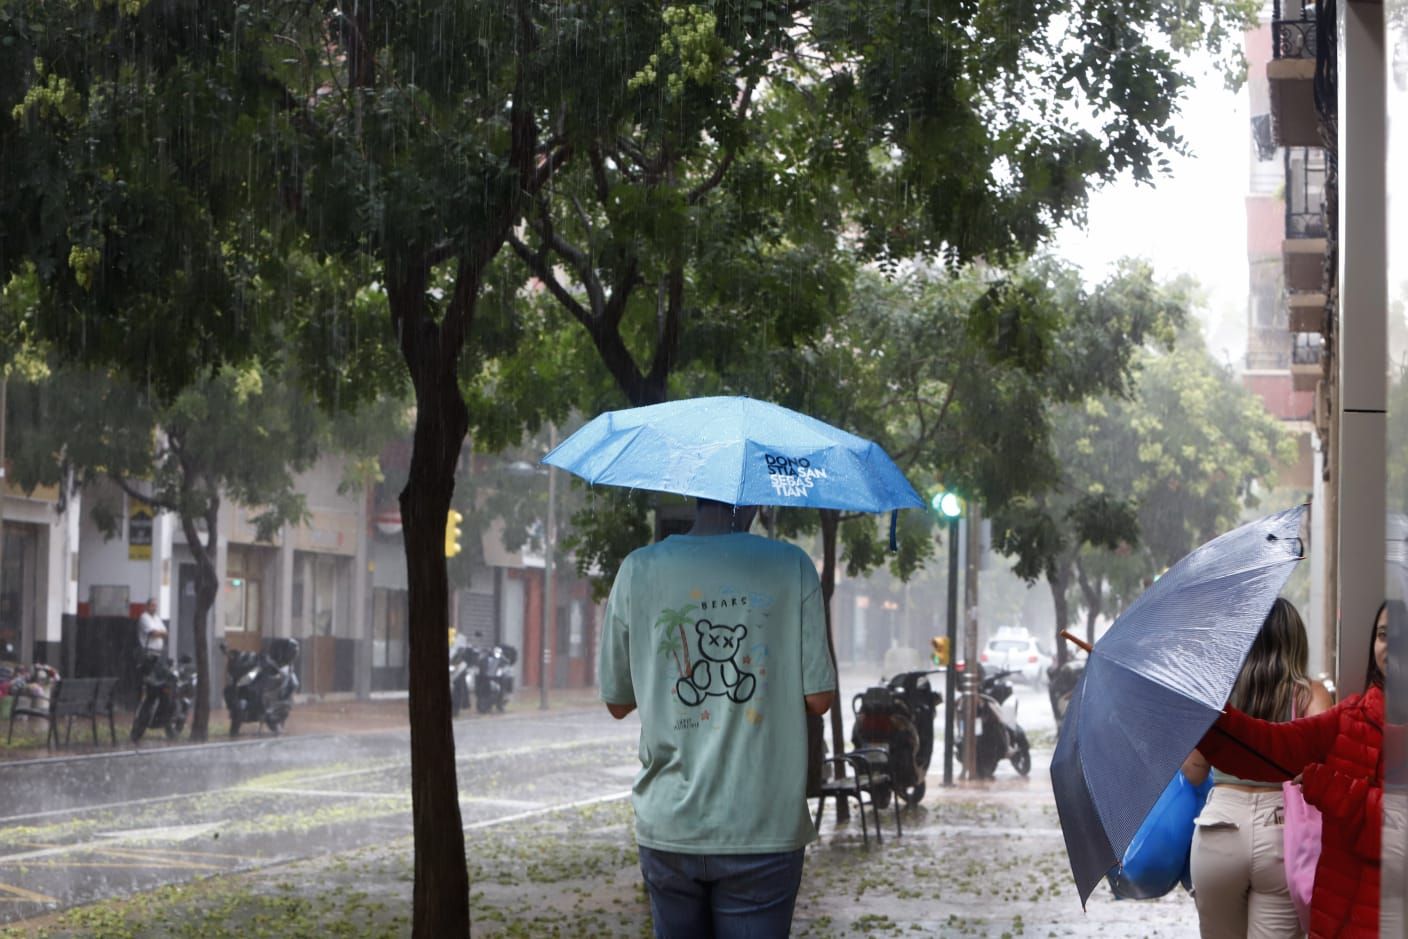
[979,633,1050,686]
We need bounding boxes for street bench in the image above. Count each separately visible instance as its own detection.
[6,677,120,750]
[813,745,903,848]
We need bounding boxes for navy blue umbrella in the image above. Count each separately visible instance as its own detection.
[1052,505,1306,905]
[542,396,923,513]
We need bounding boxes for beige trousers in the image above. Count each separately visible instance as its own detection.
[1189,786,1304,939]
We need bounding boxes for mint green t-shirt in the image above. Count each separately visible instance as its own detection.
[599,532,836,854]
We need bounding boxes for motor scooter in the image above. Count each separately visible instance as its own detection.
[449,633,479,718]
[851,669,943,805]
[1047,658,1085,732]
[221,638,300,736]
[130,653,197,742]
[474,644,517,714]
[954,667,1031,779]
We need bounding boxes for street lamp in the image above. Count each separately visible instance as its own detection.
[932,490,962,786]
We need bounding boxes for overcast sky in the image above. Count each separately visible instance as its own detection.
[1053,68,1253,369]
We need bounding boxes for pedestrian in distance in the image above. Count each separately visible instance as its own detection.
[1193,601,1388,939]
[136,598,167,655]
[599,497,837,939]
[1181,598,1332,939]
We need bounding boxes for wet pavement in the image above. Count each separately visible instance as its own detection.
[0,670,1202,937]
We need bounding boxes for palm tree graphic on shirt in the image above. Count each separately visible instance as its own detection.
[654,605,695,677]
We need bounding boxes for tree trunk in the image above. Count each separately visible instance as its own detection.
[179,503,219,742]
[677,622,691,674]
[818,508,848,821]
[1049,561,1073,666]
[393,283,472,938]
[1075,557,1103,648]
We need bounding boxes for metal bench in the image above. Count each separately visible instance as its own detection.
[6,676,120,750]
[814,745,903,847]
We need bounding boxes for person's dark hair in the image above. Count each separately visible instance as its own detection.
[1229,598,1311,721]
[1366,600,1388,689]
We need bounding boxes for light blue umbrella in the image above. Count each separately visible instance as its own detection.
[542,396,924,513]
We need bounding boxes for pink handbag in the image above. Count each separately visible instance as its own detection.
[1282,695,1321,931]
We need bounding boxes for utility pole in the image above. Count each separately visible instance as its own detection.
[539,423,557,710]
[941,512,960,786]
[962,500,981,777]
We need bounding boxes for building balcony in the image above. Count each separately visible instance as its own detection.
[1283,237,1327,291]
[1291,332,1323,391]
[1268,2,1319,147]
[1288,292,1327,334]
[1284,146,1327,238]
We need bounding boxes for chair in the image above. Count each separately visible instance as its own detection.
[814,745,903,847]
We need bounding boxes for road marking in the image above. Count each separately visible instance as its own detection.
[20,858,224,872]
[0,882,56,903]
[240,786,406,800]
[462,790,632,832]
[458,797,544,811]
[88,844,250,861]
[0,734,635,827]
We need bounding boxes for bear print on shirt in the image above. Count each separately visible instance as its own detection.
[676,619,757,706]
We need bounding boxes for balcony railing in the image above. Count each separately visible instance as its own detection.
[1292,332,1323,366]
[1273,0,1316,59]
[1284,146,1327,238]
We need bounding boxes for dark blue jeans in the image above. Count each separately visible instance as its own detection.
[637,845,806,939]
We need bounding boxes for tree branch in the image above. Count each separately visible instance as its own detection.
[646,265,684,392]
[507,232,595,330]
[528,145,574,195]
[108,474,179,516]
[601,255,641,332]
[687,75,759,205]
[527,200,607,317]
[588,143,612,203]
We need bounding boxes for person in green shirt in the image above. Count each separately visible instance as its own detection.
[601,497,837,938]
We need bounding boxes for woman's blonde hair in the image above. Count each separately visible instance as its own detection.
[1229,598,1311,721]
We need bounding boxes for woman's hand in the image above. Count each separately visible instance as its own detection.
[1182,749,1210,787]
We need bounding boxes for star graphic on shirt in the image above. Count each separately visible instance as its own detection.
[742,655,752,666]
[760,667,767,677]
[701,709,710,721]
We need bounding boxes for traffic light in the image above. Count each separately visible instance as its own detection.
[930,490,962,519]
[931,636,950,666]
[445,509,464,558]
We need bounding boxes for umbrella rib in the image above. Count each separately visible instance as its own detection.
[1087,653,1223,711]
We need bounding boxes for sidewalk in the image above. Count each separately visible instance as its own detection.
[0,746,1200,938]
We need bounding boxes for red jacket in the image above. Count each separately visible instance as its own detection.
[1198,685,1383,939]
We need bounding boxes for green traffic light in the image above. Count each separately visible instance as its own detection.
[934,491,962,519]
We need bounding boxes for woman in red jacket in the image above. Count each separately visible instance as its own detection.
[1197,602,1387,939]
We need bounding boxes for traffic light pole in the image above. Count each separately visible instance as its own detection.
[941,514,960,786]
[540,424,557,711]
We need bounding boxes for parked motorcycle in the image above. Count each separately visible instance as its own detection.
[449,634,479,718]
[474,644,517,714]
[130,653,197,742]
[954,667,1031,779]
[851,669,943,806]
[220,638,300,736]
[1047,658,1085,733]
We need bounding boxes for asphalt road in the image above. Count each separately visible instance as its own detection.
[0,669,1057,925]
[0,709,641,924]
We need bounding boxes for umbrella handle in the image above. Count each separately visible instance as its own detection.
[1059,630,1093,654]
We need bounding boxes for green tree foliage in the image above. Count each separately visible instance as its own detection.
[4,360,324,739]
[994,321,1295,657]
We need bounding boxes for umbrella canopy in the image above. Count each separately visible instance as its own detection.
[542,396,924,513]
[1052,504,1307,905]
